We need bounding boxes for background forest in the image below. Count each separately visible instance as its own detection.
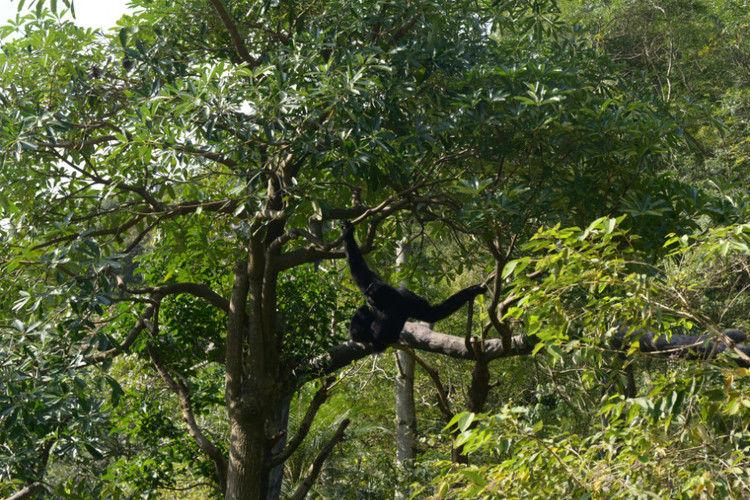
[1,0,750,498]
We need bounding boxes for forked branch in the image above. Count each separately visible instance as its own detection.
[289,418,351,500]
[270,377,336,467]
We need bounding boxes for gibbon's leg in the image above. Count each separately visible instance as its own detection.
[349,305,376,343]
[350,305,392,352]
[370,307,408,346]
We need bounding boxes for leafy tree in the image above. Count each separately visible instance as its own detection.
[429,219,750,498]
[561,0,750,193]
[561,0,750,100]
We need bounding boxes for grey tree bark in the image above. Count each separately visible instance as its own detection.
[394,240,417,498]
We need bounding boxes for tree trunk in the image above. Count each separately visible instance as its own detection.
[452,356,490,464]
[224,243,281,499]
[395,350,417,463]
[394,239,417,498]
[395,350,417,498]
[226,412,269,500]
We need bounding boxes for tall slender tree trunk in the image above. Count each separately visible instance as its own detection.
[394,240,416,498]
[395,351,417,463]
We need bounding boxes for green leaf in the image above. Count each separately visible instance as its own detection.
[502,259,519,279]
[459,468,488,486]
[84,443,104,460]
[105,377,125,407]
[119,27,128,48]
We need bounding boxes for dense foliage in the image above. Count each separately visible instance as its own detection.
[1,0,749,498]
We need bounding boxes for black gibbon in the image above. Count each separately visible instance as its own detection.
[343,221,486,351]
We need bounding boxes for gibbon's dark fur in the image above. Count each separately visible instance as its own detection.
[343,221,486,351]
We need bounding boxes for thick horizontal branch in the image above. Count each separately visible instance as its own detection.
[154,282,230,312]
[275,248,345,271]
[273,206,414,271]
[303,323,750,380]
[39,130,240,170]
[36,135,117,149]
[614,327,750,367]
[164,198,242,218]
[35,197,242,251]
[302,340,376,377]
[300,322,536,378]
[113,277,230,313]
[174,144,239,168]
[402,323,536,360]
[34,215,144,250]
